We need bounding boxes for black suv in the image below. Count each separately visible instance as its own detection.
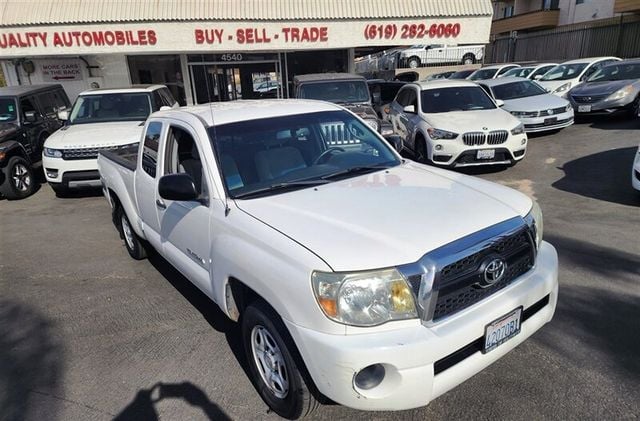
[0,84,70,199]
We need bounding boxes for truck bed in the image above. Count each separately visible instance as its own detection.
[99,143,138,171]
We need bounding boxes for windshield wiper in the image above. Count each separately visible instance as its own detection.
[320,163,394,180]
[233,179,330,199]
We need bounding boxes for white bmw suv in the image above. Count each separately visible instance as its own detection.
[389,80,528,167]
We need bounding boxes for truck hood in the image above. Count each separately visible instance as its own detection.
[235,161,533,271]
[0,122,19,141]
[569,79,637,96]
[425,109,520,133]
[44,121,143,149]
[339,103,377,120]
[502,94,569,112]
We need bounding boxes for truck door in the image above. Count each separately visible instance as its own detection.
[134,121,164,251]
[156,124,213,295]
[19,96,43,159]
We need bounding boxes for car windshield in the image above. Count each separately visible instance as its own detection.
[540,63,588,81]
[491,80,548,100]
[208,110,400,198]
[586,62,640,82]
[0,97,17,122]
[502,67,533,78]
[448,70,474,79]
[468,68,499,80]
[69,93,152,124]
[421,86,496,113]
[297,81,370,104]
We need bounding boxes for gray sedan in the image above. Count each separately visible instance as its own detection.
[568,59,640,117]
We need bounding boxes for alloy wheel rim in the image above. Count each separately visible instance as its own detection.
[121,215,135,250]
[251,325,289,399]
[12,163,30,192]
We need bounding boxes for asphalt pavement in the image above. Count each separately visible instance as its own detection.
[1,116,639,421]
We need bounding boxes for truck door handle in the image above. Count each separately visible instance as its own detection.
[156,199,167,209]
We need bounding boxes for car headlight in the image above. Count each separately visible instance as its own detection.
[553,82,571,94]
[364,118,380,131]
[524,201,544,250]
[510,111,538,118]
[565,103,572,112]
[311,268,418,327]
[511,122,525,135]
[427,128,458,140]
[44,147,63,158]
[605,84,634,101]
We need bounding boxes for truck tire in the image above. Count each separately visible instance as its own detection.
[462,54,476,65]
[407,56,421,69]
[0,156,36,200]
[117,207,147,260]
[242,300,320,420]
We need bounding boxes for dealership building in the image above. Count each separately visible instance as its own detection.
[0,0,492,105]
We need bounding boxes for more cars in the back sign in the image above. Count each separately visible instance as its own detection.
[567,59,640,118]
[478,77,574,133]
[536,56,621,96]
[389,80,527,167]
[501,63,557,80]
[467,64,520,81]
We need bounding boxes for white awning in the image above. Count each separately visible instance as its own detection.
[0,0,492,26]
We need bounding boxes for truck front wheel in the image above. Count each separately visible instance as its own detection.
[242,301,320,419]
[117,207,147,260]
[462,54,476,65]
[407,56,421,69]
[0,156,36,200]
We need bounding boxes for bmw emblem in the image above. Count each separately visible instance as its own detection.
[482,127,488,130]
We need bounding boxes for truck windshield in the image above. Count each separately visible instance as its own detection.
[0,98,17,122]
[421,87,496,113]
[297,81,370,104]
[69,93,152,124]
[208,110,400,198]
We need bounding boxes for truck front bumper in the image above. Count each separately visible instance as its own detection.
[285,241,558,411]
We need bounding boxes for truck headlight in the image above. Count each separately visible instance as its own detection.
[44,147,63,158]
[312,268,418,326]
[427,128,458,140]
[364,119,379,131]
[553,82,571,94]
[606,85,634,102]
[511,123,525,135]
[524,201,544,250]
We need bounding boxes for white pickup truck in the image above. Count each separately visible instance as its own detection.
[399,44,485,68]
[97,99,558,419]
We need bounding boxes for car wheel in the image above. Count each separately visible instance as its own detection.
[462,54,476,65]
[242,301,320,420]
[0,156,36,200]
[408,56,421,69]
[117,207,147,260]
[414,137,429,164]
[629,96,640,118]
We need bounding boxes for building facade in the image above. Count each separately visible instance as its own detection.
[0,0,493,104]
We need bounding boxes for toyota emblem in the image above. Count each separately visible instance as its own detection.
[480,258,507,287]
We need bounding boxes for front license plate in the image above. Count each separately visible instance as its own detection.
[477,149,495,160]
[544,117,557,125]
[483,307,522,353]
[578,105,592,113]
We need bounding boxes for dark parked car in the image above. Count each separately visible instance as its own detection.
[448,69,475,79]
[367,79,406,123]
[0,84,70,199]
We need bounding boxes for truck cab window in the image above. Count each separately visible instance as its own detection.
[142,122,162,177]
[165,126,207,196]
[20,98,38,121]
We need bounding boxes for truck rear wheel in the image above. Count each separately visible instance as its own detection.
[407,56,421,69]
[462,54,476,65]
[117,207,147,260]
[242,301,320,419]
[0,156,36,200]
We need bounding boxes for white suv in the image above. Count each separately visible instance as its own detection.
[43,85,177,196]
[389,80,528,167]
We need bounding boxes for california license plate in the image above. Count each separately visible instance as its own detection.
[477,149,495,160]
[578,105,591,113]
[483,307,522,353]
[544,117,557,125]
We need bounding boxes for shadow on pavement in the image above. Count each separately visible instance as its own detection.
[552,146,639,206]
[114,381,232,421]
[580,114,639,130]
[0,300,65,421]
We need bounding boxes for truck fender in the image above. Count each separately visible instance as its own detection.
[106,187,145,240]
[0,140,30,167]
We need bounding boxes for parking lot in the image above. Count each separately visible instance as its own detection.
[1,115,639,421]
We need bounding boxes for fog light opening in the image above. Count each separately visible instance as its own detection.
[354,364,385,390]
[435,144,443,151]
[521,138,527,145]
[45,168,58,178]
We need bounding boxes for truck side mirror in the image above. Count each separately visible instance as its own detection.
[495,99,505,107]
[403,104,416,114]
[24,110,38,123]
[57,109,69,121]
[158,173,199,202]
